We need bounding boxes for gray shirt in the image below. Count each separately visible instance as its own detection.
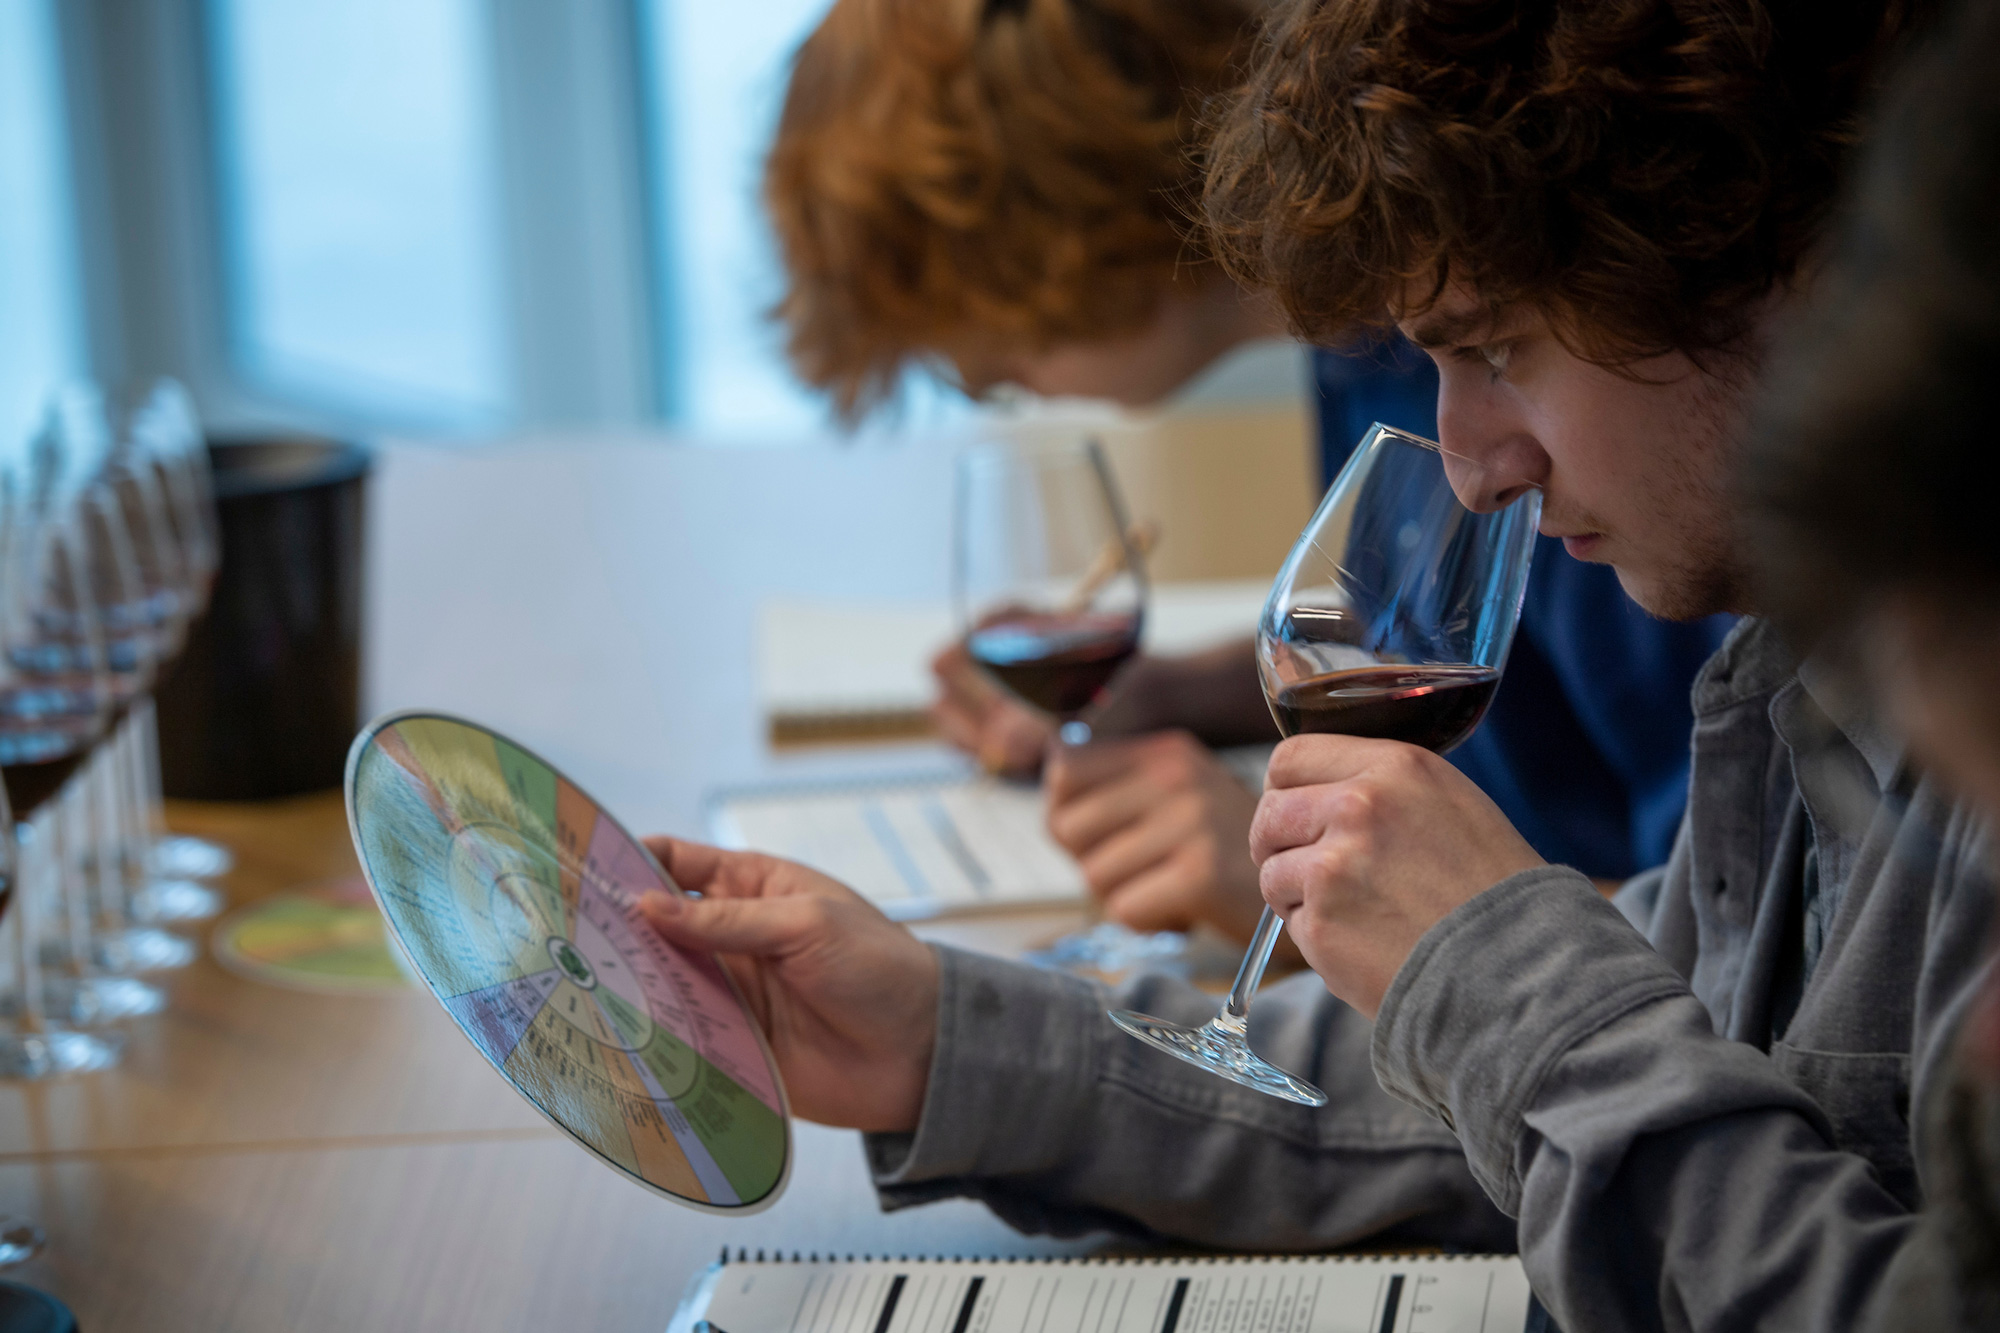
[866,618,1996,1330]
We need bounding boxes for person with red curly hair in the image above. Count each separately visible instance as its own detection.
[639,1,1981,1327]
[766,0,1737,959]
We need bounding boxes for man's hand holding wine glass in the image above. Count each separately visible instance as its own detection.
[1250,736,1542,1020]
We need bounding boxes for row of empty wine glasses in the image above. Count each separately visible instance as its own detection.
[0,379,227,1266]
[0,380,227,1080]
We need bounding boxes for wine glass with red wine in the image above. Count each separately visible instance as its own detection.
[955,437,1146,748]
[1109,423,1541,1104]
[955,437,1171,972]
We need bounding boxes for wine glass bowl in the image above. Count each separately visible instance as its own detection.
[954,437,1146,745]
[1110,423,1541,1105]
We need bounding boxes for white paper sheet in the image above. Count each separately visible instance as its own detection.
[709,775,1085,918]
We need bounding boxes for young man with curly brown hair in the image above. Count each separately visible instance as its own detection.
[766,0,1738,958]
[641,1,1972,1327]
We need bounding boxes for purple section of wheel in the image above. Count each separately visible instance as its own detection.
[444,968,562,1066]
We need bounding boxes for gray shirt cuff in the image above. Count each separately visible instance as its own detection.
[1370,866,1691,1213]
[865,945,1112,1189]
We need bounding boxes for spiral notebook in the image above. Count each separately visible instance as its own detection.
[668,1250,1532,1333]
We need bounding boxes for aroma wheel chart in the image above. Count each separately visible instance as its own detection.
[345,712,790,1213]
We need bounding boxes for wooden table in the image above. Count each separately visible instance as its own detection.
[0,798,1104,1331]
[1,440,1151,1331]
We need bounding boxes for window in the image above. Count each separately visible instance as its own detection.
[207,0,509,424]
[0,0,84,446]
[640,0,831,439]
[639,0,979,442]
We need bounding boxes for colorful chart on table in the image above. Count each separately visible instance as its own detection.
[345,712,791,1213]
[211,877,410,994]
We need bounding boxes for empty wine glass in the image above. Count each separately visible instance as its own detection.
[125,380,231,885]
[98,386,223,923]
[1109,423,1541,1104]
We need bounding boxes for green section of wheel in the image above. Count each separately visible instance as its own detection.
[596,985,652,1046]
[494,739,558,841]
[634,1020,701,1099]
[685,1063,788,1203]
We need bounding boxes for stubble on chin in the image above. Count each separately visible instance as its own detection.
[1615,352,1760,622]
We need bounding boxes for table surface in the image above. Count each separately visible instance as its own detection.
[5,440,1141,1332]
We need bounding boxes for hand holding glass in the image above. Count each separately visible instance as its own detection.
[1108,424,1541,1104]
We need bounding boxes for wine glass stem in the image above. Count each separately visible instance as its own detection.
[11,825,44,1035]
[1223,906,1284,1024]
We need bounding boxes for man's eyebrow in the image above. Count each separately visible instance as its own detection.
[1403,311,1492,348]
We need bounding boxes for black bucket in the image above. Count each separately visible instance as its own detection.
[154,436,370,799]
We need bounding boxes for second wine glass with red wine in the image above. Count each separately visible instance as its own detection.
[1109,423,1541,1104]
[955,437,1146,748]
[954,437,1172,972]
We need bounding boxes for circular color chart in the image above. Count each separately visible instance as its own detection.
[345,712,791,1213]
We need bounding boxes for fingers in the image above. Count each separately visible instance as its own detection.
[1263,733,1407,791]
[1248,781,1349,865]
[982,707,1051,776]
[1044,735,1145,802]
[931,643,1050,774]
[1047,769,1159,854]
[1098,848,1211,933]
[1072,794,1192,891]
[644,837,730,895]
[1256,843,1329,919]
[637,888,828,957]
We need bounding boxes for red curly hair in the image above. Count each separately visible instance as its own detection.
[1202,0,1938,360]
[766,0,1257,420]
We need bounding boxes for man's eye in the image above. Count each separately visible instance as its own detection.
[1450,342,1511,379]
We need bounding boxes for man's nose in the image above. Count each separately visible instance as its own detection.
[1436,382,1543,512]
[1439,452,1535,513]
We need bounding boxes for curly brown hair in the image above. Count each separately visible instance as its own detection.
[766,0,1256,420]
[1202,0,1938,360]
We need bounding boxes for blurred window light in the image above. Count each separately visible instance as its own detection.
[208,0,509,424]
[0,0,85,447]
[641,0,829,440]
[639,0,976,442]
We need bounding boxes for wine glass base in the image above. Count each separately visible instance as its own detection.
[45,927,196,974]
[1108,1008,1328,1106]
[130,879,225,923]
[0,1216,44,1266]
[42,974,168,1024]
[0,1027,124,1080]
[150,835,233,881]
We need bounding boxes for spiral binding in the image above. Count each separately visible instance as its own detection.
[718,1247,1504,1266]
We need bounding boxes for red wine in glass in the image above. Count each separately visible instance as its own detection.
[966,611,1141,718]
[0,751,88,823]
[1269,662,1499,752]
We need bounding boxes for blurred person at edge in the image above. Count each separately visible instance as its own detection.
[636,2,1983,1329]
[763,0,1734,953]
[1743,3,2000,1326]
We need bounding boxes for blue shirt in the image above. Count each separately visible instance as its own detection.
[1313,341,1735,879]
